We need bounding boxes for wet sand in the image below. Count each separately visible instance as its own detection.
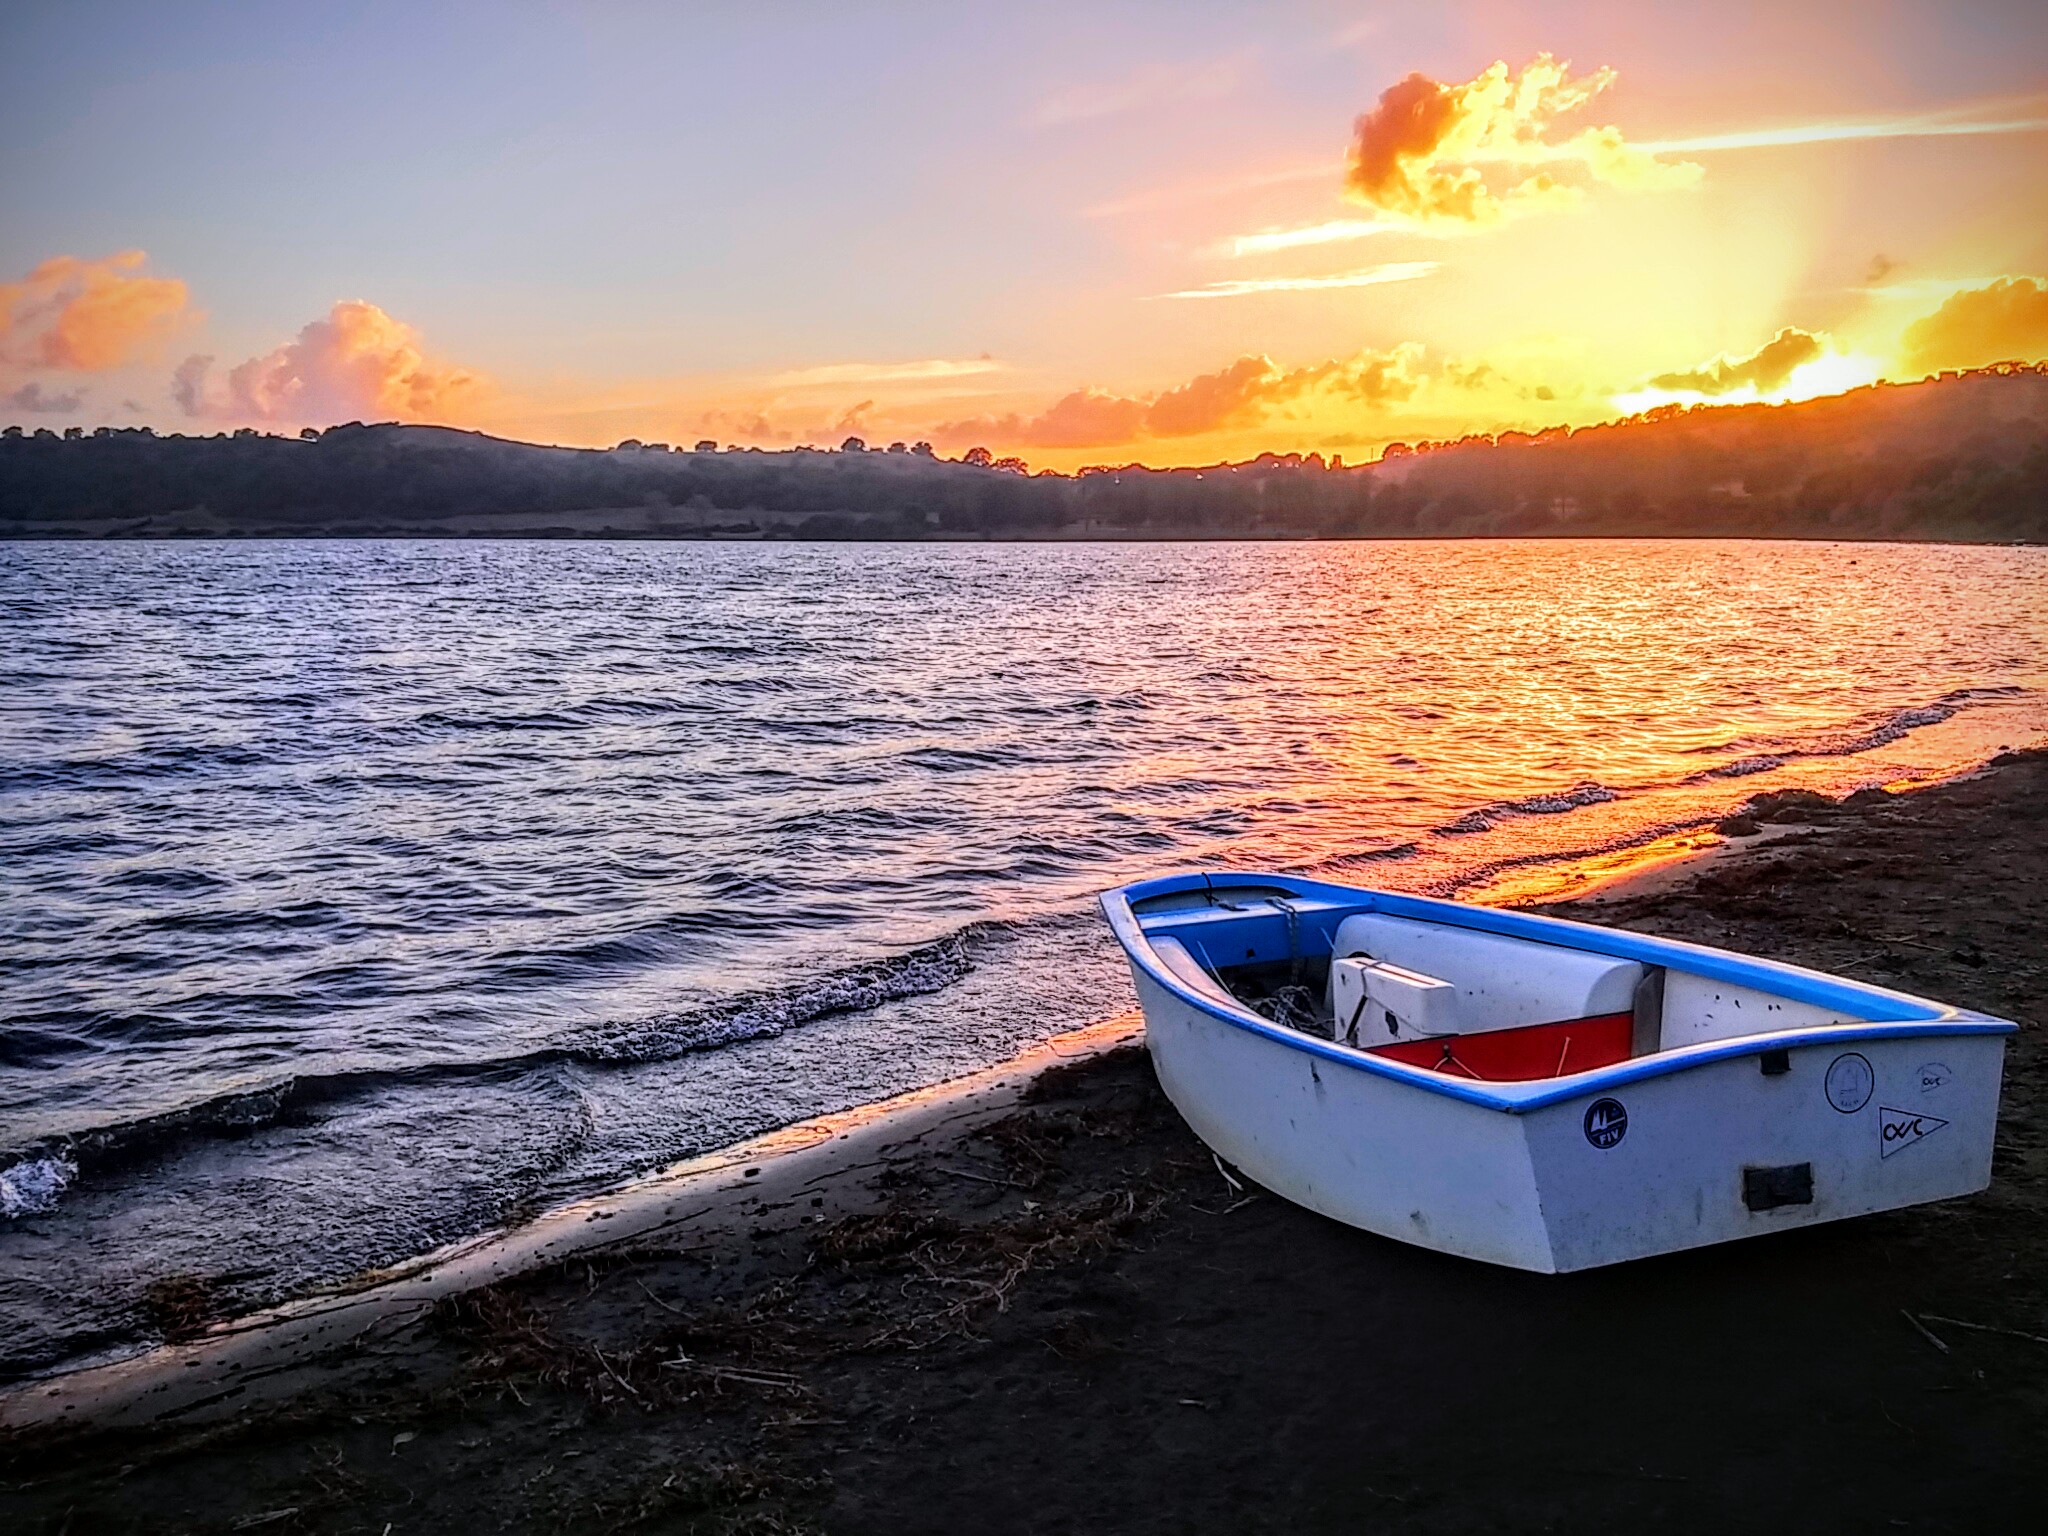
[4,752,2045,1534]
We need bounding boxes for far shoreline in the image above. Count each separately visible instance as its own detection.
[6,367,2045,545]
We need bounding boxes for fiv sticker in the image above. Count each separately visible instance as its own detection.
[1879,1106,1948,1158]
[1583,1097,1628,1150]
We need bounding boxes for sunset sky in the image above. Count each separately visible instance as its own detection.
[3,0,2047,468]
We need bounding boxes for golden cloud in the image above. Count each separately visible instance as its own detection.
[933,345,1424,450]
[1649,328,1826,395]
[769,357,1001,389]
[177,300,486,424]
[0,251,191,372]
[1344,55,1699,227]
[1157,260,1438,300]
[1899,276,2048,377]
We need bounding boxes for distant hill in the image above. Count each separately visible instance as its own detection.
[3,365,2044,543]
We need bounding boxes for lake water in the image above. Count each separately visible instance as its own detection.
[3,537,2045,1376]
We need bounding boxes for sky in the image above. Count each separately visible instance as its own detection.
[3,0,2047,469]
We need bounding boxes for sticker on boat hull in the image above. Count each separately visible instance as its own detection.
[1916,1062,1954,1093]
[1825,1052,1875,1114]
[1584,1097,1628,1150]
[1879,1106,1948,1157]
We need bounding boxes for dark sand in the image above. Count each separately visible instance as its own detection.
[4,754,2045,1534]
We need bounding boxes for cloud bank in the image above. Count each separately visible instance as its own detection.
[933,345,1423,450]
[0,251,190,373]
[177,300,485,424]
[1900,276,2048,376]
[1344,54,1699,228]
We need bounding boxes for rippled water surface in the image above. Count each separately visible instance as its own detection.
[3,537,2045,1374]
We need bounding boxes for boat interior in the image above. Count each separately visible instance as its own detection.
[1127,879,1861,1083]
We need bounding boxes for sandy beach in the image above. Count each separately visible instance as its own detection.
[4,752,2044,1534]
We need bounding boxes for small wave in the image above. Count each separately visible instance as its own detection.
[1436,810,1724,900]
[0,1153,75,1220]
[2,932,982,1179]
[1439,782,1620,836]
[0,740,271,793]
[558,934,974,1063]
[1312,841,1422,873]
[898,746,1015,772]
[1685,686,2031,778]
[1697,754,1786,779]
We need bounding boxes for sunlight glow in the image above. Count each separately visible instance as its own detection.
[1637,113,2048,155]
[1156,261,1439,300]
[1610,351,1886,415]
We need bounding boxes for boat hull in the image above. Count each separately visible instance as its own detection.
[1110,874,2010,1272]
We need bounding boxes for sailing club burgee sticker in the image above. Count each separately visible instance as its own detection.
[1879,1105,1948,1157]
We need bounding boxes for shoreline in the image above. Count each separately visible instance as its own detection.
[0,732,2022,1390]
[4,752,2045,1532]
[0,762,1965,1419]
[0,1015,1143,1434]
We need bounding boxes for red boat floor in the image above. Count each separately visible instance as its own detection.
[1369,1010,1635,1080]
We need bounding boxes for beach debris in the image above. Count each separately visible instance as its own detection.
[932,1164,1024,1189]
[635,1278,690,1317]
[594,1345,644,1400]
[1211,1153,1244,1197]
[660,1357,805,1392]
[1919,1314,2048,1348]
[1901,1311,1951,1355]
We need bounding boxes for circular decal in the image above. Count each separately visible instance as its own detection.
[1583,1097,1629,1150]
[1825,1052,1875,1114]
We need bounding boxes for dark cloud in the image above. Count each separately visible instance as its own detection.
[5,380,86,413]
[1649,328,1825,395]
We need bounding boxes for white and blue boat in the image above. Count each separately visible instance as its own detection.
[1100,872,2013,1271]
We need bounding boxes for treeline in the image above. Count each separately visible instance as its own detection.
[2,365,2044,543]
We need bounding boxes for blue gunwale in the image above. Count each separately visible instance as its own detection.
[1099,871,2016,1114]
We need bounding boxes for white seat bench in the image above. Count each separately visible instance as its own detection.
[1329,914,1645,1042]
